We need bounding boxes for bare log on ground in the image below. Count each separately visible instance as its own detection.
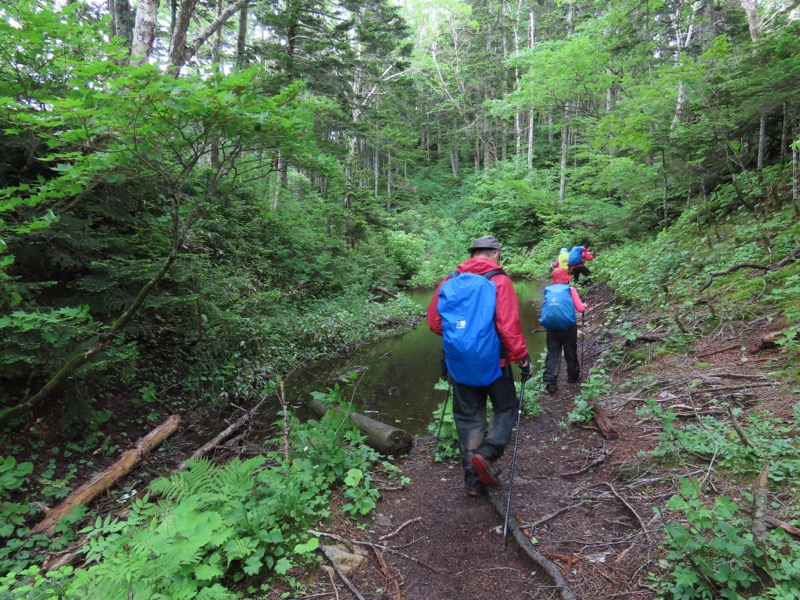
[486,491,578,600]
[309,398,412,456]
[699,246,800,292]
[372,286,399,299]
[755,330,786,351]
[31,414,181,537]
[44,403,265,571]
[590,402,620,440]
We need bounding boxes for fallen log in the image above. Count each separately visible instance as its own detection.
[309,398,412,457]
[43,402,265,572]
[486,491,577,600]
[30,414,181,537]
[590,401,619,440]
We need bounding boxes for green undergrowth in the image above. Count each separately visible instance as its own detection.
[637,402,800,599]
[0,382,404,599]
[587,183,800,599]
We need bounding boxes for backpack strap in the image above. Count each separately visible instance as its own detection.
[446,268,506,281]
[482,269,506,280]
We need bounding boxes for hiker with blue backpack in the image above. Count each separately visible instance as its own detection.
[426,235,532,497]
[540,267,587,394]
[566,245,594,283]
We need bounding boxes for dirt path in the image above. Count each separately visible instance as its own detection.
[316,283,793,600]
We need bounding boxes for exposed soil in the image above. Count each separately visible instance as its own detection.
[295,283,795,600]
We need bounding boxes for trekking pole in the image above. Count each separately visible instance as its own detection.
[580,311,586,380]
[434,382,452,456]
[502,379,526,544]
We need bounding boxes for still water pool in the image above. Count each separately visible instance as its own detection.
[285,279,547,437]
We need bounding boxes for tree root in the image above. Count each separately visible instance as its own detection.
[486,490,578,600]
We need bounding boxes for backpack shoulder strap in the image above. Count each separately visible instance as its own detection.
[446,270,459,280]
[482,268,506,280]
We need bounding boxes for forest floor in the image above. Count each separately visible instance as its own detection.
[5,282,794,599]
[285,282,796,600]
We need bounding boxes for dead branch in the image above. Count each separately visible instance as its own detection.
[369,545,403,600]
[765,516,800,537]
[727,406,763,457]
[486,491,578,600]
[319,545,368,600]
[178,397,267,470]
[353,540,444,574]
[31,414,180,537]
[695,343,743,358]
[699,246,800,292]
[519,502,586,531]
[597,483,651,543]
[378,517,422,542]
[752,461,770,549]
[561,450,615,477]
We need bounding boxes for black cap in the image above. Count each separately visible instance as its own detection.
[468,235,501,252]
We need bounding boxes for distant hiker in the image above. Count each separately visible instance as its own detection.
[427,235,532,497]
[540,268,586,394]
[567,245,594,284]
[551,247,570,270]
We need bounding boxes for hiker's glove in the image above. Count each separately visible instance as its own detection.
[517,356,532,382]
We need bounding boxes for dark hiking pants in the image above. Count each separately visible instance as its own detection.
[543,325,580,386]
[452,369,517,487]
[570,265,591,283]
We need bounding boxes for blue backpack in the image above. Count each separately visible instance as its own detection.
[540,284,576,331]
[567,246,584,267]
[437,270,504,386]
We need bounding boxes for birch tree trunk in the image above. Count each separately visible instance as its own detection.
[131,0,160,66]
[739,0,762,42]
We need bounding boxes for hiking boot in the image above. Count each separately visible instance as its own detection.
[545,383,558,394]
[567,375,580,384]
[466,481,486,497]
[470,453,499,487]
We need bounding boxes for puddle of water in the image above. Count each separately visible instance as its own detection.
[285,280,547,437]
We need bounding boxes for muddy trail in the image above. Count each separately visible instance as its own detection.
[291,283,794,600]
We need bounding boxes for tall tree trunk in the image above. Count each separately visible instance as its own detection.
[236,2,248,69]
[374,144,379,199]
[559,119,569,203]
[739,0,761,42]
[169,0,198,69]
[450,144,459,176]
[757,113,766,182]
[527,111,534,169]
[386,150,392,212]
[131,0,160,66]
[109,0,135,47]
[793,124,800,216]
[209,0,222,170]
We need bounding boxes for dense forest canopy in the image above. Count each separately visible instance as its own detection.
[0,0,797,421]
[1,0,800,597]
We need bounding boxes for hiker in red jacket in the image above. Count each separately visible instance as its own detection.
[427,235,532,497]
[568,246,594,284]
